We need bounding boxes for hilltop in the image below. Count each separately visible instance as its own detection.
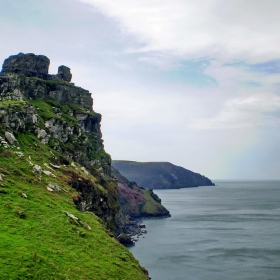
[112,161,215,189]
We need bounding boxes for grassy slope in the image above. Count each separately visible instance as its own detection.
[0,135,147,279]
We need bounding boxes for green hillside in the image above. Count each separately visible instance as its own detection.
[0,53,148,280]
[0,136,147,279]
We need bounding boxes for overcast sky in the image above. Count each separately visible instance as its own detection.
[1,0,280,180]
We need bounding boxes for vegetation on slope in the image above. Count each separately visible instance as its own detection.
[0,50,149,279]
[0,135,148,279]
[112,166,170,220]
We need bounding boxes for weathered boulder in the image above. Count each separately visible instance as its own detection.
[57,65,72,82]
[15,152,24,158]
[5,131,19,146]
[33,165,42,174]
[1,53,50,79]
[47,182,62,191]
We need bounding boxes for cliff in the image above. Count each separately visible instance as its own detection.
[0,53,149,279]
[112,166,170,243]
[112,160,215,189]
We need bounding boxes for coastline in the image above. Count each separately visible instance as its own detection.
[119,214,171,246]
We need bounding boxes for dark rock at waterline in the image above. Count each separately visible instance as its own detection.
[117,233,135,246]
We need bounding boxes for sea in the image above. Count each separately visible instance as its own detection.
[129,180,280,280]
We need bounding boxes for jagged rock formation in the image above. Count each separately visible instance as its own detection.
[0,53,106,172]
[1,53,50,79]
[2,52,72,82]
[0,53,169,236]
[112,160,215,189]
[57,65,72,82]
[0,53,114,228]
[0,53,150,280]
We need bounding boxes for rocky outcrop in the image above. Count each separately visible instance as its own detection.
[0,53,107,174]
[0,53,169,249]
[0,105,38,131]
[112,160,215,189]
[1,53,50,79]
[4,131,19,146]
[0,73,93,108]
[0,53,114,227]
[57,65,72,82]
[112,166,170,240]
[0,53,152,279]
[1,53,72,83]
[68,172,119,231]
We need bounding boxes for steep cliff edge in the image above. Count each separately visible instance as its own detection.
[112,166,170,243]
[112,160,215,189]
[0,53,148,279]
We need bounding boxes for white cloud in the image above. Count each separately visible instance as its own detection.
[78,0,280,62]
[189,94,280,129]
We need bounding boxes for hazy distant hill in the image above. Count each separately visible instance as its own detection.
[112,161,215,189]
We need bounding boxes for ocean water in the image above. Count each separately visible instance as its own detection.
[129,181,280,280]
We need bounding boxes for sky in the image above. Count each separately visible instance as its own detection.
[1,0,280,180]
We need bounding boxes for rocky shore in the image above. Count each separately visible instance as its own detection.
[118,215,170,246]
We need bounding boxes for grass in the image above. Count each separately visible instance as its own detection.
[28,77,73,87]
[0,134,147,280]
[0,100,26,107]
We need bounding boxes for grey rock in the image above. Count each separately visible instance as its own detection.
[15,152,24,157]
[5,131,18,146]
[81,166,89,175]
[57,65,72,82]
[33,165,42,174]
[63,211,79,220]
[21,192,28,198]
[47,182,62,191]
[0,136,9,148]
[1,53,50,79]
[43,170,56,177]
[36,128,48,140]
[46,186,54,192]
[49,163,60,169]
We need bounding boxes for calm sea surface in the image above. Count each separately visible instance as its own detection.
[129,181,280,280]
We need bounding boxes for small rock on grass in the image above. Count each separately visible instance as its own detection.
[46,186,54,192]
[15,152,24,157]
[33,165,42,174]
[16,211,26,219]
[49,163,60,169]
[21,192,27,198]
[43,170,56,177]
[81,166,89,175]
[47,182,61,191]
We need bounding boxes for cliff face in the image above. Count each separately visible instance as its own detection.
[112,160,215,189]
[0,53,149,279]
[112,166,170,219]
[0,53,116,227]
